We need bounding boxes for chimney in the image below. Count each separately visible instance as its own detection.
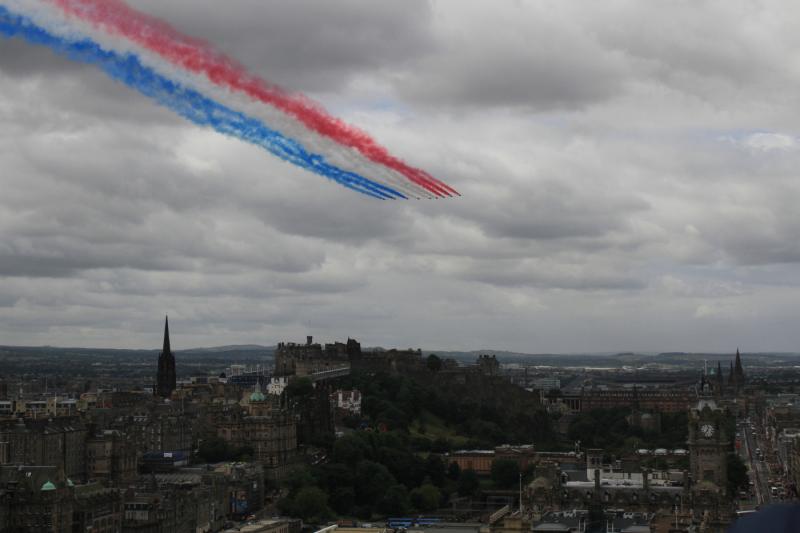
[307,336,313,345]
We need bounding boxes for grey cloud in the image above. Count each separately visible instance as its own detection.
[0,39,89,76]
[458,181,648,241]
[454,258,645,291]
[4,1,800,351]
[393,3,627,110]
[130,0,435,93]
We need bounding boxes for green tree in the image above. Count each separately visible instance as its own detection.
[424,454,446,487]
[356,460,397,506]
[427,354,443,371]
[410,483,442,512]
[727,453,748,496]
[284,466,317,496]
[333,434,370,466]
[447,461,461,480]
[457,469,480,496]
[379,484,411,516]
[232,445,254,461]
[285,377,314,398]
[197,436,230,463]
[431,437,452,454]
[293,486,333,523]
[491,459,520,489]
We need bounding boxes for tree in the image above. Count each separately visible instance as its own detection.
[424,454,446,487]
[727,453,748,496]
[293,486,333,523]
[232,445,254,461]
[284,466,317,496]
[197,436,230,463]
[333,434,369,466]
[431,437,451,454]
[427,354,443,372]
[447,461,461,480]
[411,483,442,512]
[285,377,314,398]
[356,460,397,506]
[379,484,411,516]
[457,469,480,496]
[491,459,520,489]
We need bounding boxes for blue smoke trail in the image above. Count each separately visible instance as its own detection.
[0,6,404,200]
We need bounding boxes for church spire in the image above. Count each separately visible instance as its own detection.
[163,315,171,355]
[734,347,745,392]
[156,315,176,399]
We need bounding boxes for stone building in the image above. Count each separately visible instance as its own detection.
[274,336,356,377]
[211,462,266,519]
[73,482,123,533]
[477,354,500,376]
[687,398,732,531]
[0,465,74,532]
[123,404,195,455]
[350,347,425,374]
[215,398,297,481]
[688,399,729,494]
[0,416,87,480]
[711,350,747,399]
[122,485,218,533]
[332,389,362,415]
[86,429,138,485]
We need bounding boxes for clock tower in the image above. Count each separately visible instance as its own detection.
[688,398,729,495]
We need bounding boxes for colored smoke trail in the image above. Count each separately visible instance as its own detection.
[0,5,406,200]
[48,0,459,198]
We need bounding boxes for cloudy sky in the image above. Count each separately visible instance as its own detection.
[2,0,800,353]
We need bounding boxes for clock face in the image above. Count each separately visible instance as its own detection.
[701,424,715,437]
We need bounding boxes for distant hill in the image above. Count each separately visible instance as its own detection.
[179,344,273,353]
[0,344,274,362]
[2,343,800,368]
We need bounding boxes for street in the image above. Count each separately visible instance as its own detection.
[738,416,779,510]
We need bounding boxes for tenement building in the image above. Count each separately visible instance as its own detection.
[214,393,298,481]
[0,417,87,480]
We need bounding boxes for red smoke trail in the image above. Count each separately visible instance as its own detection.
[50,0,458,197]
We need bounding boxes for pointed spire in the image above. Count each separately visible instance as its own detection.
[162,315,171,355]
[734,347,745,391]
[156,315,176,399]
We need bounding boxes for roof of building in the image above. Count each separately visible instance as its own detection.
[250,391,267,402]
[40,480,56,491]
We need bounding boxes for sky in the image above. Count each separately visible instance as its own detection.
[2,0,800,353]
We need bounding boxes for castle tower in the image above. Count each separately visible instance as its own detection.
[156,316,176,399]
